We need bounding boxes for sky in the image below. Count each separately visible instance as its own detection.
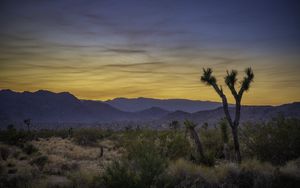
[0,0,300,105]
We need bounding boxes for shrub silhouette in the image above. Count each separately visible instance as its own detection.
[169,120,180,130]
[102,139,167,188]
[30,155,48,170]
[241,116,300,165]
[0,146,10,160]
[220,118,230,160]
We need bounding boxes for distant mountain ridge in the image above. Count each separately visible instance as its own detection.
[0,89,171,126]
[0,89,128,123]
[106,97,223,112]
[162,102,300,125]
[0,89,299,129]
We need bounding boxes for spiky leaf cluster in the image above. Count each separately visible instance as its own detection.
[201,68,216,85]
[225,70,238,88]
[240,67,254,92]
[184,120,197,129]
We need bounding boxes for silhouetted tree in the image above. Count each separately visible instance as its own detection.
[201,67,254,163]
[24,119,31,132]
[184,120,205,160]
[68,127,73,138]
[202,122,209,130]
[169,120,180,130]
[99,145,104,158]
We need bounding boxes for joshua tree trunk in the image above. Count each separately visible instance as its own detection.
[232,126,241,163]
[187,126,205,159]
[218,91,242,162]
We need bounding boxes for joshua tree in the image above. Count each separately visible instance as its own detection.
[201,67,254,163]
[184,120,205,160]
[68,127,73,138]
[24,118,31,133]
[169,120,180,130]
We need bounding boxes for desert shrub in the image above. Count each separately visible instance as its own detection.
[22,143,38,155]
[0,146,10,160]
[61,162,79,172]
[102,160,140,188]
[0,126,29,145]
[127,140,168,186]
[0,164,36,188]
[0,174,31,188]
[34,129,69,139]
[221,160,275,188]
[159,131,192,160]
[272,170,300,188]
[73,128,111,146]
[158,159,300,188]
[19,155,27,160]
[241,116,300,165]
[280,158,300,177]
[199,126,230,160]
[67,169,97,188]
[7,168,18,174]
[160,159,213,188]
[6,161,15,167]
[12,150,21,159]
[102,137,167,188]
[30,155,48,170]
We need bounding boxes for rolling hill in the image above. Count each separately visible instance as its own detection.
[0,89,299,129]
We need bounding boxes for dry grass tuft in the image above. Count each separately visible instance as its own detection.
[280,158,300,178]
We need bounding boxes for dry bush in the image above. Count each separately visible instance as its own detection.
[280,158,300,178]
[30,155,48,170]
[32,137,123,178]
[22,143,38,155]
[0,146,10,160]
[161,159,300,188]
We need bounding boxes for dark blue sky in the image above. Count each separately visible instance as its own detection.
[0,0,300,104]
[1,0,299,51]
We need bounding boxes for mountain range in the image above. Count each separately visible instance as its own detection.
[0,89,299,129]
[106,97,222,112]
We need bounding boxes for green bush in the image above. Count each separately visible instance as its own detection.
[22,143,38,155]
[102,160,140,188]
[0,146,10,160]
[160,159,300,188]
[127,140,167,186]
[159,131,192,160]
[0,174,31,188]
[0,126,29,145]
[73,128,111,146]
[241,116,300,165]
[30,155,48,170]
[102,137,167,188]
[34,129,69,139]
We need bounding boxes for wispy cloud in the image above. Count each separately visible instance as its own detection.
[103,48,147,54]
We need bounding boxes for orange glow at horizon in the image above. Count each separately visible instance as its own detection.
[1,52,299,106]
